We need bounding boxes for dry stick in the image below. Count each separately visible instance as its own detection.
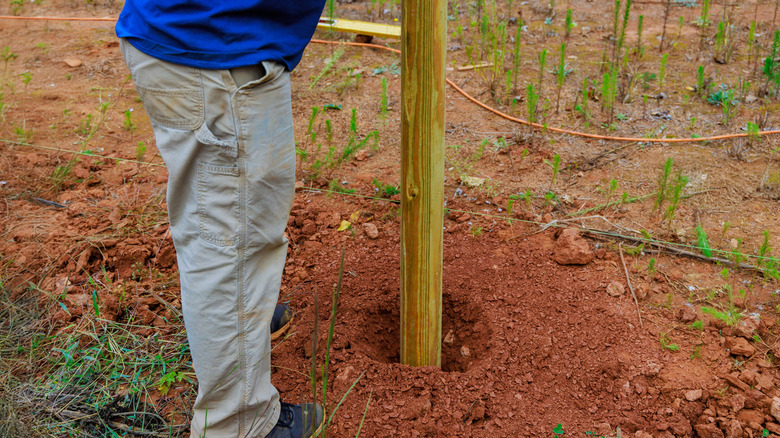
[618,243,644,329]
[775,0,779,25]
[659,0,671,52]
[583,229,762,273]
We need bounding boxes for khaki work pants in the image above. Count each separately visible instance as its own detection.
[121,39,294,438]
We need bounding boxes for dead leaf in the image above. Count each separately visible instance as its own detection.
[349,210,361,223]
[461,176,485,188]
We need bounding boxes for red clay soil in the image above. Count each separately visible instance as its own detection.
[272,194,775,437]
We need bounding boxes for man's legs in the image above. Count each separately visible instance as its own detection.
[121,40,294,437]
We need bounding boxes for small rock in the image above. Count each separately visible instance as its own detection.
[725,419,743,438]
[734,314,761,339]
[771,397,780,422]
[334,365,356,386]
[728,394,746,412]
[727,337,756,357]
[443,330,455,345]
[737,409,764,426]
[63,58,83,67]
[694,423,725,438]
[685,389,703,402]
[301,219,317,236]
[606,281,625,297]
[740,369,758,387]
[553,229,595,265]
[460,345,471,358]
[678,305,697,323]
[316,212,341,228]
[745,95,758,104]
[461,175,485,187]
[455,213,471,223]
[756,373,775,390]
[363,222,379,239]
[645,362,662,377]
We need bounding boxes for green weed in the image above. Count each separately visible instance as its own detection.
[544,153,561,187]
[123,109,136,132]
[695,224,713,258]
[372,178,400,197]
[310,47,345,89]
[658,54,668,87]
[660,332,679,351]
[380,77,389,119]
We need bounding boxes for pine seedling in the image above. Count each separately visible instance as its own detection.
[1,46,17,75]
[544,153,562,186]
[135,141,146,162]
[526,83,540,124]
[698,0,711,27]
[758,231,780,280]
[507,194,519,213]
[647,257,656,274]
[20,71,31,87]
[564,8,576,41]
[537,49,548,93]
[608,178,619,200]
[349,108,358,136]
[763,30,780,92]
[676,16,684,43]
[660,0,671,52]
[123,109,136,132]
[309,47,344,89]
[655,157,673,210]
[663,171,688,222]
[555,43,567,113]
[696,66,705,96]
[615,0,632,64]
[636,15,645,58]
[575,78,591,120]
[600,69,618,121]
[325,119,333,144]
[695,224,713,257]
[658,53,669,87]
[697,0,711,48]
[380,77,389,119]
[747,122,761,144]
[521,189,533,207]
[307,106,319,139]
[748,21,757,74]
[512,23,523,93]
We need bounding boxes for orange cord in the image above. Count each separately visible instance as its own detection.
[2,15,778,143]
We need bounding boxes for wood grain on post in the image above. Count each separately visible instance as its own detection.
[400,0,446,367]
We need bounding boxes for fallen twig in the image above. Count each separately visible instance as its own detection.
[618,243,644,329]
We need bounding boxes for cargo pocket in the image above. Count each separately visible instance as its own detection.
[136,85,204,130]
[197,163,240,247]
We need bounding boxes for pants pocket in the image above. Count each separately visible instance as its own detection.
[197,163,240,247]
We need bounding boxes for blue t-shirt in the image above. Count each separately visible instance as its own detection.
[116,1,326,71]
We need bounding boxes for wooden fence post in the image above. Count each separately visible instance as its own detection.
[400,0,446,367]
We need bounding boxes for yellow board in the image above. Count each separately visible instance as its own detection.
[317,17,401,39]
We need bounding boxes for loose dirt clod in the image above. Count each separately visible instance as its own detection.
[553,228,594,265]
[606,281,625,297]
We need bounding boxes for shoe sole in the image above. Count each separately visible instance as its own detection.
[270,312,293,341]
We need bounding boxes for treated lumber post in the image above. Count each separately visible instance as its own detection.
[400,0,446,367]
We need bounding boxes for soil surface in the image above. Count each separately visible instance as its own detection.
[2,0,780,437]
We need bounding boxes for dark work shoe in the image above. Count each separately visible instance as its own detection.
[266,402,324,438]
[271,304,294,341]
